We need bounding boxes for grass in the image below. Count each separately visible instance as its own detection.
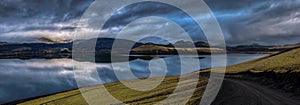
[206,47,300,74]
[132,45,223,54]
[216,47,300,95]
[19,73,208,105]
[18,46,300,105]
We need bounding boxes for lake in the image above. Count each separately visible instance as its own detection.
[0,54,268,103]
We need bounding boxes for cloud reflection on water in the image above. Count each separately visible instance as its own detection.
[0,54,267,103]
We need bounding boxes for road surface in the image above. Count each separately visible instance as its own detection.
[212,79,300,105]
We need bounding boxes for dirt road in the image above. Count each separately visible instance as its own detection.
[212,79,300,105]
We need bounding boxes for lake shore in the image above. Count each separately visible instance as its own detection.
[10,47,300,105]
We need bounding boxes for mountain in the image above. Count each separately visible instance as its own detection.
[0,42,8,45]
[194,41,210,47]
[0,38,298,60]
[0,39,216,59]
[74,38,143,52]
[0,38,143,60]
[226,43,298,54]
[130,41,219,55]
[0,38,143,53]
[171,41,209,48]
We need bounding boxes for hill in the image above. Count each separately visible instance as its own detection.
[0,38,142,61]
[17,74,208,105]
[210,46,300,73]
[208,46,300,95]
[0,38,296,60]
[226,43,297,54]
[131,45,224,55]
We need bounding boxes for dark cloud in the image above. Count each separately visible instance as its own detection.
[0,0,299,45]
[101,1,206,42]
[0,0,93,43]
[205,0,300,45]
[0,0,93,22]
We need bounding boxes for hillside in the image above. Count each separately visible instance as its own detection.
[209,47,300,95]
[131,45,224,55]
[0,38,295,60]
[226,43,298,54]
[18,74,208,105]
[213,47,300,73]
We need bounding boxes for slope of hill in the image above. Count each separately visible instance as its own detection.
[216,47,300,73]
[0,38,143,60]
[131,45,224,55]
[208,47,300,95]
[226,43,296,54]
[17,74,208,105]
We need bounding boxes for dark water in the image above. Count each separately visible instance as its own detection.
[0,54,267,103]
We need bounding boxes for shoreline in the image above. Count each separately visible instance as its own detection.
[1,53,269,104]
[3,70,211,105]
[4,47,300,104]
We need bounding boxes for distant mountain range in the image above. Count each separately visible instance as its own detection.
[0,38,212,55]
[0,38,298,60]
[227,43,300,54]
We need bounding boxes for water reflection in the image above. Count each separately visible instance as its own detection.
[0,54,267,103]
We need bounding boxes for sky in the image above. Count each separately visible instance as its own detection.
[0,0,300,45]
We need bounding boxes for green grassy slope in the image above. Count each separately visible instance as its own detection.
[19,73,208,105]
[131,45,223,54]
[207,47,300,74]
[220,47,300,95]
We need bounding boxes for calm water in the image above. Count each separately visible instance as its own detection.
[0,54,267,103]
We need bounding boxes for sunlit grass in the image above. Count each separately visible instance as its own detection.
[207,47,300,74]
[19,73,208,105]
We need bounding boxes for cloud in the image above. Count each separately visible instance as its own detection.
[0,0,94,43]
[205,0,300,45]
[0,0,299,45]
